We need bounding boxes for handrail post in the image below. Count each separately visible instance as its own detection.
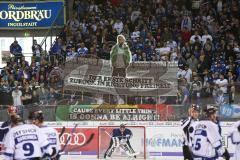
[44,39,47,57]
[40,2,65,48]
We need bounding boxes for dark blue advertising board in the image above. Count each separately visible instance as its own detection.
[0,1,65,29]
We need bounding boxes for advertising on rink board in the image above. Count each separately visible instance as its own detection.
[41,121,237,160]
[55,127,98,155]
[0,1,65,29]
[146,126,183,157]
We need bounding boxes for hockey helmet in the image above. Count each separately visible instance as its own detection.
[28,110,44,122]
[10,114,23,125]
[190,104,200,111]
[120,123,126,128]
[204,105,217,115]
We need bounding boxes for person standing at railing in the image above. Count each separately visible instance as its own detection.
[50,38,64,65]
[12,86,22,107]
[215,73,228,94]
[77,42,88,57]
[110,34,132,78]
[32,39,42,63]
[180,84,191,107]
[21,83,33,106]
[190,76,202,105]
[37,83,50,105]
[9,40,22,63]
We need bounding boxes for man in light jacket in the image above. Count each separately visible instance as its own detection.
[110,35,132,78]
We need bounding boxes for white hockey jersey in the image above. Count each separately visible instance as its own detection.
[229,121,240,160]
[181,117,198,148]
[3,123,53,160]
[192,120,224,158]
[40,125,61,153]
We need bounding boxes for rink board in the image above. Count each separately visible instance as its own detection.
[0,121,237,160]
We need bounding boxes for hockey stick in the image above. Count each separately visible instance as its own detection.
[56,124,78,160]
[104,130,112,138]
[80,133,94,147]
[58,126,66,139]
[104,130,130,139]
[61,124,78,152]
[70,132,95,151]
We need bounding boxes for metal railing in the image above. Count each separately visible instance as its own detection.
[40,0,65,54]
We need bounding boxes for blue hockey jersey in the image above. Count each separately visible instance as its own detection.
[0,120,11,144]
[112,128,133,140]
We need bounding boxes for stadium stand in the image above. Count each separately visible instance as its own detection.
[0,0,240,117]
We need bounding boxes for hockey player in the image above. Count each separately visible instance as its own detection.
[104,124,137,159]
[0,106,18,152]
[3,114,57,160]
[191,105,230,160]
[181,104,200,160]
[228,120,240,160]
[28,110,61,159]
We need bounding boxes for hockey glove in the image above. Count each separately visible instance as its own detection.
[43,147,57,159]
[238,125,240,132]
[120,139,127,144]
[51,147,57,158]
[222,149,230,160]
[126,134,131,140]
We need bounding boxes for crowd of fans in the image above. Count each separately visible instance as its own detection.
[1,0,240,107]
[0,40,63,106]
[63,0,240,106]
